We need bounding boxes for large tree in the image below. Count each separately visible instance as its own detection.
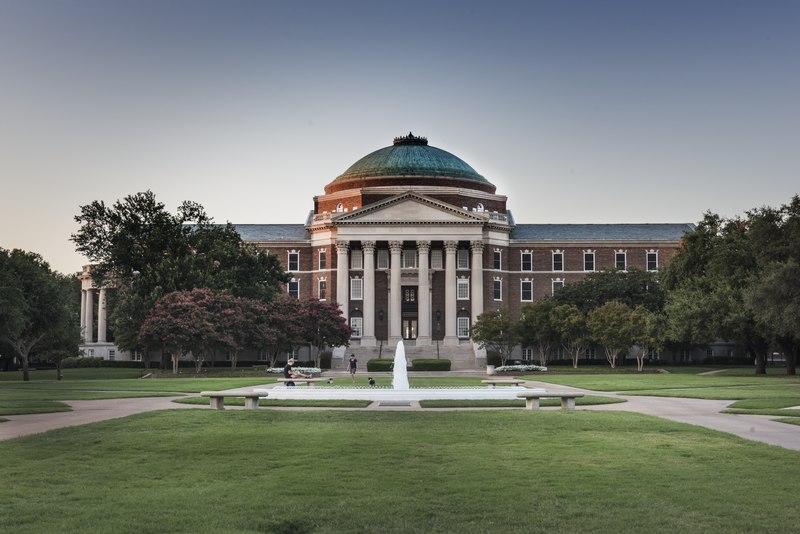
[587,300,633,369]
[553,268,665,313]
[517,299,559,366]
[472,309,519,367]
[297,299,351,368]
[551,303,589,369]
[72,191,289,359]
[0,249,79,381]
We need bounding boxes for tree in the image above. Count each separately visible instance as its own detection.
[588,301,633,369]
[518,299,559,366]
[0,249,79,381]
[551,304,589,369]
[553,268,665,313]
[296,299,351,368]
[472,309,519,367]
[628,307,666,372]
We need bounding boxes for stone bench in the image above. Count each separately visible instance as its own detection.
[481,379,527,388]
[277,378,327,388]
[201,391,265,410]
[516,391,584,411]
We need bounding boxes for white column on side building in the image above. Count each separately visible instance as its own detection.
[444,240,459,345]
[471,240,484,328]
[336,240,350,324]
[84,288,94,343]
[97,288,107,343]
[361,240,376,346]
[416,240,431,346]
[80,289,87,340]
[389,240,403,344]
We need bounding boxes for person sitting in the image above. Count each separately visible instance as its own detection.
[282,358,308,387]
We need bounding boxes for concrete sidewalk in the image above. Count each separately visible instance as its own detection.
[2,379,800,452]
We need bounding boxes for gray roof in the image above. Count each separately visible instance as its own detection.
[510,223,695,241]
[234,224,309,242]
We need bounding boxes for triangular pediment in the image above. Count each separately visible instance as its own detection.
[334,192,485,225]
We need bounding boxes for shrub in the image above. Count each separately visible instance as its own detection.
[411,359,451,371]
[319,351,332,370]
[367,359,395,372]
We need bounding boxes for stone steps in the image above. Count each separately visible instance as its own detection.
[332,341,482,371]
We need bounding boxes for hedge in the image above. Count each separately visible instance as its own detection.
[411,359,451,371]
[367,359,395,372]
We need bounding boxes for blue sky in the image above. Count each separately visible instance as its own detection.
[1,0,798,274]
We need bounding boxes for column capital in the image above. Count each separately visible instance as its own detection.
[471,240,484,253]
[336,240,350,254]
[389,241,404,253]
[444,241,459,253]
[362,240,376,254]
[416,240,431,254]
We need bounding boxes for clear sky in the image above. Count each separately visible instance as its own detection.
[1,0,798,274]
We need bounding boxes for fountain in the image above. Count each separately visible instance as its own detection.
[256,341,545,401]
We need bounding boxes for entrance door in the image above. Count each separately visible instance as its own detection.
[402,319,417,340]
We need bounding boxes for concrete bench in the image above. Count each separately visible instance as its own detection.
[481,379,527,388]
[277,378,327,388]
[201,391,265,410]
[516,391,584,411]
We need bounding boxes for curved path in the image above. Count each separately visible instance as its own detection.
[2,379,800,452]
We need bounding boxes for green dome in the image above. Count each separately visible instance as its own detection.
[333,133,489,184]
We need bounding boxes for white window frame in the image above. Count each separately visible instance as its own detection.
[288,251,299,272]
[402,249,418,269]
[350,317,363,338]
[108,349,115,361]
[350,249,363,270]
[318,278,327,300]
[615,250,627,271]
[493,249,502,270]
[521,279,533,302]
[552,279,564,295]
[377,249,389,269]
[430,249,443,270]
[131,351,142,362]
[457,316,470,338]
[647,250,659,271]
[318,249,326,270]
[288,278,299,299]
[522,347,534,361]
[583,250,595,272]
[350,277,363,300]
[493,278,502,301]
[457,277,470,300]
[552,250,564,272]
[521,251,532,272]
[457,248,469,269]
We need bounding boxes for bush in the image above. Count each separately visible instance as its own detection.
[62,357,145,369]
[319,351,332,370]
[367,359,395,372]
[486,352,502,367]
[411,359,451,371]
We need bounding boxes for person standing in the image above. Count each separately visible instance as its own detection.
[348,354,358,384]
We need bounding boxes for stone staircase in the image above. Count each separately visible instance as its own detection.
[331,341,483,371]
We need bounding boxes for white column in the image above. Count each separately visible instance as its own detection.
[84,288,94,343]
[444,241,458,345]
[336,240,349,324]
[471,240,484,328]
[389,240,403,344]
[97,288,107,343]
[416,240,431,346]
[80,289,87,340]
[361,241,376,346]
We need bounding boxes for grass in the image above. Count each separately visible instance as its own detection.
[174,396,371,408]
[420,395,625,408]
[1,409,799,533]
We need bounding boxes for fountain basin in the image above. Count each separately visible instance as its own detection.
[253,386,545,401]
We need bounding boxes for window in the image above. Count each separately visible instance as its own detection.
[108,349,115,361]
[288,251,299,272]
[476,202,484,212]
[493,278,502,301]
[583,251,595,272]
[615,251,626,271]
[403,287,417,302]
[335,203,344,213]
[350,249,363,270]
[377,249,389,269]
[647,251,659,271]
[552,251,564,271]
[457,317,470,338]
[87,349,94,357]
[493,250,502,270]
[430,249,443,269]
[521,280,533,301]
[318,279,327,300]
[288,279,299,298]
[350,277,363,300]
[522,348,533,360]
[521,251,532,271]
[457,278,470,300]
[257,351,268,361]
[552,279,564,295]
[402,249,418,269]
[287,348,298,359]
[457,248,469,269]
[318,250,326,270]
[350,317,363,338]
[131,351,142,362]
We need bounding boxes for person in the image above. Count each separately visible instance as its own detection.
[348,353,358,384]
[283,358,308,387]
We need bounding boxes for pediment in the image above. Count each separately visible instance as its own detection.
[334,192,484,225]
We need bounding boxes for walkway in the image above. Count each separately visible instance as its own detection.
[2,378,800,452]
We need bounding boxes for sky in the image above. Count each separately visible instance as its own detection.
[1,0,798,274]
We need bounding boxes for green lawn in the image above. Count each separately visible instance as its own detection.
[1,409,798,533]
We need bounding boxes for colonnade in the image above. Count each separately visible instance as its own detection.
[80,288,108,344]
[336,239,484,346]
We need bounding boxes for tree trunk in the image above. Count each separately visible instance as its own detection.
[172,354,179,374]
[21,353,30,382]
[777,338,797,376]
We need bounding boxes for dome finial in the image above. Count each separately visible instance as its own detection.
[393,132,428,146]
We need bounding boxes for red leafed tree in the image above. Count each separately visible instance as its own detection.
[257,295,305,368]
[297,298,351,367]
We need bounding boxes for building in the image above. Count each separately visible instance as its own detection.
[79,133,695,368]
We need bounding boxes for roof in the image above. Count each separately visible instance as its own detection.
[233,224,309,242]
[510,223,695,241]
